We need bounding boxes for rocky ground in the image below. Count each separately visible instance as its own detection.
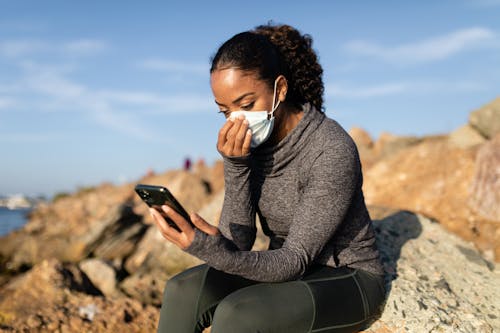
[0,97,498,332]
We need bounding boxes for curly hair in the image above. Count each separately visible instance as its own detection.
[210,23,324,112]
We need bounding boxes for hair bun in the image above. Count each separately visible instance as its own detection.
[254,24,324,111]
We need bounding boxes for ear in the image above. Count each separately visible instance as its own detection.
[276,75,288,102]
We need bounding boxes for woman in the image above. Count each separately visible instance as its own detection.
[150,23,386,333]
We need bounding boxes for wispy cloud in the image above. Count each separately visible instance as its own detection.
[63,39,108,55]
[2,60,212,141]
[326,80,487,99]
[0,132,62,143]
[0,97,17,109]
[0,38,108,58]
[344,27,498,64]
[0,40,48,57]
[139,58,209,75]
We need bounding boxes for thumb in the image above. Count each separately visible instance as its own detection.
[191,213,220,236]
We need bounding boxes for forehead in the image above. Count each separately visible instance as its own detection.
[210,68,268,101]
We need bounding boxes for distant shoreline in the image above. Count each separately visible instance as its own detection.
[0,207,31,236]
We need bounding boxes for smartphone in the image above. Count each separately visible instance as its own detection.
[134,184,193,231]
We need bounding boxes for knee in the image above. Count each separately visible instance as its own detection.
[164,264,208,298]
[212,293,258,332]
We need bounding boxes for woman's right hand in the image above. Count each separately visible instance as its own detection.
[217,115,252,157]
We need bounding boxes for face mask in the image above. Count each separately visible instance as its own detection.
[230,79,280,148]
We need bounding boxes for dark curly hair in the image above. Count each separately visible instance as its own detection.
[210,23,324,112]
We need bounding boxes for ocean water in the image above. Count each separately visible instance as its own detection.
[0,207,31,236]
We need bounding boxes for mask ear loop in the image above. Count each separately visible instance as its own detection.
[268,78,280,120]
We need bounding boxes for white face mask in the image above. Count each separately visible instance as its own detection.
[230,79,280,148]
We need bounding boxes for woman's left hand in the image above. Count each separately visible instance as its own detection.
[149,205,220,250]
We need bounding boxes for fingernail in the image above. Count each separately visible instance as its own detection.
[247,129,252,135]
[238,115,245,120]
[243,119,249,125]
[162,205,170,212]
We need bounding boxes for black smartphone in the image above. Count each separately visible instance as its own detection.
[134,184,193,231]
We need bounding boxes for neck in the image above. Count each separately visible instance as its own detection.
[266,104,304,146]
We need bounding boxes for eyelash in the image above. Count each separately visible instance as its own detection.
[242,102,254,110]
[218,102,254,116]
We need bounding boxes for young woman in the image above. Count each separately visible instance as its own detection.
[150,23,386,333]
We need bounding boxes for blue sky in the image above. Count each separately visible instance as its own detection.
[1,0,499,197]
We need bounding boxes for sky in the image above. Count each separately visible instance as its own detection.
[1,0,499,198]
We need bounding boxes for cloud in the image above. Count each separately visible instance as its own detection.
[0,40,48,57]
[63,39,108,55]
[0,97,17,109]
[139,58,209,75]
[344,27,498,64]
[325,80,487,99]
[97,90,212,113]
[0,132,62,143]
[0,38,108,58]
[2,60,212,142]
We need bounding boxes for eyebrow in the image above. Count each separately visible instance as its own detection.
[215,92,255,107]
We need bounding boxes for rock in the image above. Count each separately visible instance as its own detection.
[350,127,374,148]
[192,159,225,195]
[120,268,169,306]
[120,226,202,305]
[83,204,148,261]
[469,97,500,139]
[349,130,426,172]
[124,225,202,276]
[0,259,158,332]
[0,184,141,272]
[372,132,423,160]
[448,124,486,148]
[468,133,500,222]
[349,127,378,171]
[79,258,121,298]
[363,137,500,261]
[363,210,499,332]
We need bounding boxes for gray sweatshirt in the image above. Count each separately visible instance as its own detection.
[186,103,384,282]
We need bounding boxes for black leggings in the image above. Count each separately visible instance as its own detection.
[157,264,386,333]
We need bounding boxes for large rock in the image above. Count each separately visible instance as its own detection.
[120,225,202,306]
[0,184,143,272]
[468,133,500,222]
[363,137,500,261]
[79,258,121,298]
[348,129,426,172]
[364,210,499,332]
[0,259,158,332]
[372,132,423,160]
[448,124,486,149]
[469,97,500,139]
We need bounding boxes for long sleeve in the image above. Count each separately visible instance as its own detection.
[218,154,257,251]
[186,142,360,282]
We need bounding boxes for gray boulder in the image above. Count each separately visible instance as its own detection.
[469,97,500,139]
[365,210,499,332]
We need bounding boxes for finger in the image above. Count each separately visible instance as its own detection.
[149,208,183,246]
[241,129,252,155]
[224,117,244,154]
[190,213,220,236]
[217,119,235,152]
[161,205,194,234]
[233,119,249,156]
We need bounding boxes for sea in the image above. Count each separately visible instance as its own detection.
[0,207,31,236]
